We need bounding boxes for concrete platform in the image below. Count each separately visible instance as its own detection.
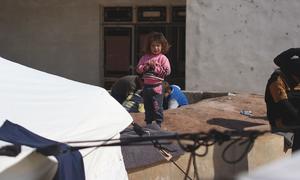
[128,133,290,180]
[128,92,291,179]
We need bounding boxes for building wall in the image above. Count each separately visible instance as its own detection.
[1,0,299,93]
[0,0,185,87]
[186,0,300,94]
[0,0,101,85]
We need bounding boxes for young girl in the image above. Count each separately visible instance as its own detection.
[136,32,171,127]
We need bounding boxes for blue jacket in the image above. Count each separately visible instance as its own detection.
[169,85,189,106]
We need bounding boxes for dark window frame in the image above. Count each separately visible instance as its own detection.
[104,7,133,22]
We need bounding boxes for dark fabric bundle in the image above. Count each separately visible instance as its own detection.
[0,144,21,157]
[121,124,184,170]
[274,48,300,77]
[0,120,85,180]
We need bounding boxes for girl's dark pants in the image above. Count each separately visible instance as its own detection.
[143,84,164,126]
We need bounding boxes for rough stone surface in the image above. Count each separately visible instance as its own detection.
[130,93,270,133]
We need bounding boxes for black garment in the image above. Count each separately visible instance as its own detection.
[265,49,300,152]
[293,130,300,152]
[265,70,300,129]
[111,75,140,104]
[0,144,21,157]
[274,48,300,76]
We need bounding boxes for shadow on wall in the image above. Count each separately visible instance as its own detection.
[207,118,253,179]
[207,117,265,179]
[213,139,249,180]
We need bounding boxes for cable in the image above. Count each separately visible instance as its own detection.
[52,128,270,180]
[170,159,192,180]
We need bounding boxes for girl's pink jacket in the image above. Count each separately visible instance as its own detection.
[136,53,171,85]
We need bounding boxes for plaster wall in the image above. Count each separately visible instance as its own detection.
[0,0,185,87]
[0,0,101,85]
[186,0,300,94]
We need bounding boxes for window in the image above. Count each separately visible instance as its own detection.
[172,6,186,22]
[104,7,133,22]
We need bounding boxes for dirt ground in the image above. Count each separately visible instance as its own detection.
[130,93,270,133]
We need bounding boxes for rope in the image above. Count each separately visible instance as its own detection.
[0,121,271,180]
[67,126,269,180]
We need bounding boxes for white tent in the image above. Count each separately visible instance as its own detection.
[0,56,132,180]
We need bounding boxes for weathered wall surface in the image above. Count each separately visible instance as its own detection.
[0,0,101,85]
[0,0,184,87]
[2,0,298,92]
[186,0,300,94]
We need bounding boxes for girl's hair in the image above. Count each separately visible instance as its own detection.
[143,32,170,54]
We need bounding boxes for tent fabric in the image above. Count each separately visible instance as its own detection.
[0,120,85,180]
[0,56,132,179]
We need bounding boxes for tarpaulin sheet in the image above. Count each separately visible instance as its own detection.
[121,124,184,170]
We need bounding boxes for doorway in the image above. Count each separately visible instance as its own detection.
[102,6,186,89]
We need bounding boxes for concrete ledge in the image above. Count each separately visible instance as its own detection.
[128,133,291,180]
[183,91,230,104]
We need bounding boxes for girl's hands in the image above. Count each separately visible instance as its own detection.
[147,59,157,68]
[142,59,158,73]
